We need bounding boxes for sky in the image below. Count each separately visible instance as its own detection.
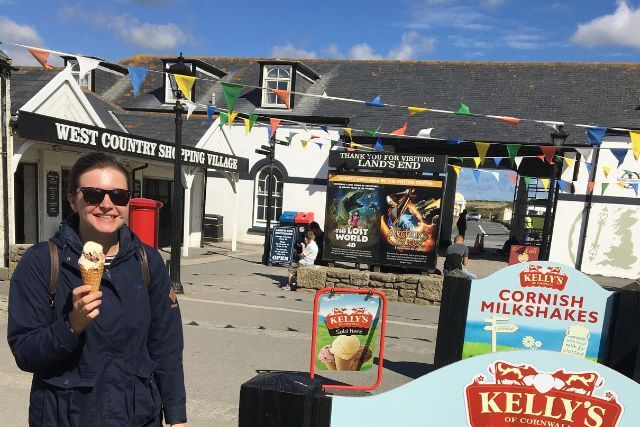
[1,0,639,201]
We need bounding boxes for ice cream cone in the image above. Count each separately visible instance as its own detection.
[324,361,337,370]
[335,355,355,371]
[80,263,104,293]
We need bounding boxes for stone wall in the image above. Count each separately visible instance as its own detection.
[297,265,444,305]
[9,244,33,275]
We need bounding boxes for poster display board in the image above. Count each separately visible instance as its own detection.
[462,262,614,362]
[329,151,447,173]
[323,173,444,270]
[268,226,296,266]
[508,244,540,265]
[310,288,387,391]
[330,350,639,427]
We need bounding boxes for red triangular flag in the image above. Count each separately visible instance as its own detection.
[535,155,545,162]
[390,122,408,136]
[587,181,595,194]
[269,118,282,138]
[27,48,53,69]
[539,146,557,164]
[270,88,291,110]
[508,174,517,186]
[500,116,520,126]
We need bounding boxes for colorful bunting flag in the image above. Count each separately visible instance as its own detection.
[374,138,384,151]
[603,166,611,178]
[587,182,595,195]
[456,102,472,116]
[245,114,258,134]
[500,116,520,126]
[408,106,429,115]
[365,125,382,137]
[601,183,609,195]
[630,131,640,160]
[617,182,627,189]
[127,66,148,96]
[218,112,228,127]
[331,140,339,147]
[523,176,531,189]
[474,142,490,165]
[575,148,594,162]
[540,178,549,190]
[562,157,575,168]
[446,138,463,145]
[320,125,329,133]
[584,162,593,174]
[228,111,238,126]
[514,157,523,169]
[221,83,243,112]
[507,144,521,167]
[493,157,503,167]
[314,141,323,149]
[365,95,384,107]
[473,157,481,168]
[633,183,639,196]
[587,127,607,146]
[539,146,557,164]
[269,118,281,138]
[76,56,100,82]
[473,169,481,183]
[207,105,216,121]
[508,174,517,186]
[390,122,408,136]
[417,128,433,138]
[343,128,353,141]
[173,74,196,101]
[27,47,53,69]
[490,171,500,182]
[181,100,197,119]
[301,140,308,150]
[558,180,572,193]
[270,88,291,110]
[611,149,627,167]
[452,165,461,177]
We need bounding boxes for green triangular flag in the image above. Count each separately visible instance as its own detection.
[219,112,228,127]
[331,140,339,147]
[248,113,258,132]
[221,83,243,112]
[601,183,609,195]
[507,144,522,167]
[523,176,531,189]
[365,124,382,137]
[456,102,472,116]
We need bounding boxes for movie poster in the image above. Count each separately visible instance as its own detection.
[324,174,443,269]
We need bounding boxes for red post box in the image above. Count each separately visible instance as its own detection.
[129,198,163,249]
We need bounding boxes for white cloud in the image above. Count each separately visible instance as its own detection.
[348,43,383,60]
[322,43,345,59]
[571,1,640,48]
[503,33,542,50]
[270,43,317,59]
[407,4,493,31]
[387,31,436,60]
[0,16,56,66]
[59,6,191,52]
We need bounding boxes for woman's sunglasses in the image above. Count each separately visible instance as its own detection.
[77,187,131,206]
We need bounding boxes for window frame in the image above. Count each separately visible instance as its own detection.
[164,61,195,104]
[261,64,293,109]
[68,61,93,91]
[253,165,284,226]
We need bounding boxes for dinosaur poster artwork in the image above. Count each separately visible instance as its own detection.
[324,174,443,269]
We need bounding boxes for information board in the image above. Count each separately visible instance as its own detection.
[268,226,296,266]
[46,171,60,217]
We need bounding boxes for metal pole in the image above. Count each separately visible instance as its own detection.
[170,100,184,293]
[262,134,276,265]
[540,161,558,260]
[575,147,600,270]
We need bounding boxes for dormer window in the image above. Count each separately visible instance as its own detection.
[69,61,93,91]
[261,65,292,108]
[164,60,195,104]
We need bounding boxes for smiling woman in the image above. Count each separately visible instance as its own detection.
[7,153,188,426]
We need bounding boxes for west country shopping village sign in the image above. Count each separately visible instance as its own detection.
[17,111,249,173]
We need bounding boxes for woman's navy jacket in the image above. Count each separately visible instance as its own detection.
[7,217,186,426]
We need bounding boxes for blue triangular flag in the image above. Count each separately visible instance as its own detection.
[587,127,607,146]
[585,162,592,173]
[446,138,463,145]
[374,137,384,151]
[558,180,572,193]
[611,149,627,167]
[127,66,148,96]
[472,169,480,183]
[314,141,323,149]
[320,125,329,133]
[207,105,216,122]
[365,95,384,107]
[632,183,639,196]
[493,157,503,167]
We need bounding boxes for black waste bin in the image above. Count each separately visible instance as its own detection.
[204,214,224,242]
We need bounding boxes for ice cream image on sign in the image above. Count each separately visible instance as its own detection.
[78,241,106,293]
[317,336,373,371]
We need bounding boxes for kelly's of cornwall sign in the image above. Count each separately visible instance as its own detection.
[18,111,249,173]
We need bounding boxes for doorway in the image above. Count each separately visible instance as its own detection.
[15,163,39,243]
[143,177,179,247]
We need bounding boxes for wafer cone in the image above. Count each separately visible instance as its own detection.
[80,263,104,293]
[335,355,355,371]
[324,361,337,371]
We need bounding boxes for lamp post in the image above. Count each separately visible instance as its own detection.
[257,132,276,265]
[166,54,193,294]
[540,125,569,260]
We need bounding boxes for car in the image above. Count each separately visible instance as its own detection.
[468,212,481,221]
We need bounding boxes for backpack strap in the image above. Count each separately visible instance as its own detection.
[48,240,59,308]
[137,246,151,291]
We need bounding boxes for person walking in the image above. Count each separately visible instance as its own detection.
[7,153,187,426]
[456,209,468,238]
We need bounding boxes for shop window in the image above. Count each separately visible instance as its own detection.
[261,65,291,108]
[254,166,284,225]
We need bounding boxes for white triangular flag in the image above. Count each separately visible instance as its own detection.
[575,147,593,163]
[76,56,101,82]
[515,156,524,169]
[490,171,500,182]
[417,128,433,138]
[322,91,328,97]
[181,100,197,120]
[541,121,564,131]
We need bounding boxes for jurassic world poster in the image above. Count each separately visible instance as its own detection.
[324,174,444,269]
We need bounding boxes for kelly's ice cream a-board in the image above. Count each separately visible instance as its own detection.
[310,288,387,391]
[330,351,639,427]
[462,262,614,362]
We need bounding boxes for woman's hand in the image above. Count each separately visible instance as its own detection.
[68,285,102,336]
[171,424,187,427]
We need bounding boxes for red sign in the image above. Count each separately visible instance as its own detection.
[519,264,569,291]
[325,307,373,336]
[509,245,540,265]
[465,361,623,427]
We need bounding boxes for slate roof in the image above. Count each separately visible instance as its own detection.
[0,49,10,67]
[10,68,58,114]
[114,111,210,147]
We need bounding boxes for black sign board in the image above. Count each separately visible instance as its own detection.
[133,179,142,198]
[17,111,249,173]
[46,171,60,217]
[323,173,444,270]
[329,151,447,173]
[269,226,297,266]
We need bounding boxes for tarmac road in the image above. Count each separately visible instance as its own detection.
[0,243,440,426]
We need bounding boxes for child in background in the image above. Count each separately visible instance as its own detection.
[284,230,318,291]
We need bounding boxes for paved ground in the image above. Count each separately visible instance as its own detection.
[0,236,634,426]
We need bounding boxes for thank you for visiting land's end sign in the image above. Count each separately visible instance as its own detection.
[17,111,249,173]
[268,226,296,266]
[330,351,639,427]
[329,151,447,173]
[46,171,59,217]
[462,262,614,363]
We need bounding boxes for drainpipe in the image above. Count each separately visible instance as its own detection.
[1,68,9,268]
[131,163,149,196]
[574,147,600,270]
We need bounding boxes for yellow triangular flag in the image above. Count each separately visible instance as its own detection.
[301,140,308,149]
[452,165,461,177]
[173,74,196,101]
[228,111,238,126]
[631,131,640,160]
[408,106,429,115]
[474,142,490,165]
[603,166,611,178]
[244,118,250,135]
[617,182,626,188]
[540,178,549,190]
[563,157,575,168]
[473,157,481,168]
[343,128,352,140]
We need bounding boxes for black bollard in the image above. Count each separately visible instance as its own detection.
[605,280,640,382]
[433,275,473,369]
[239,372,332,427]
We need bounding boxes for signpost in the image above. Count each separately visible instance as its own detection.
[483,315,518,352]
